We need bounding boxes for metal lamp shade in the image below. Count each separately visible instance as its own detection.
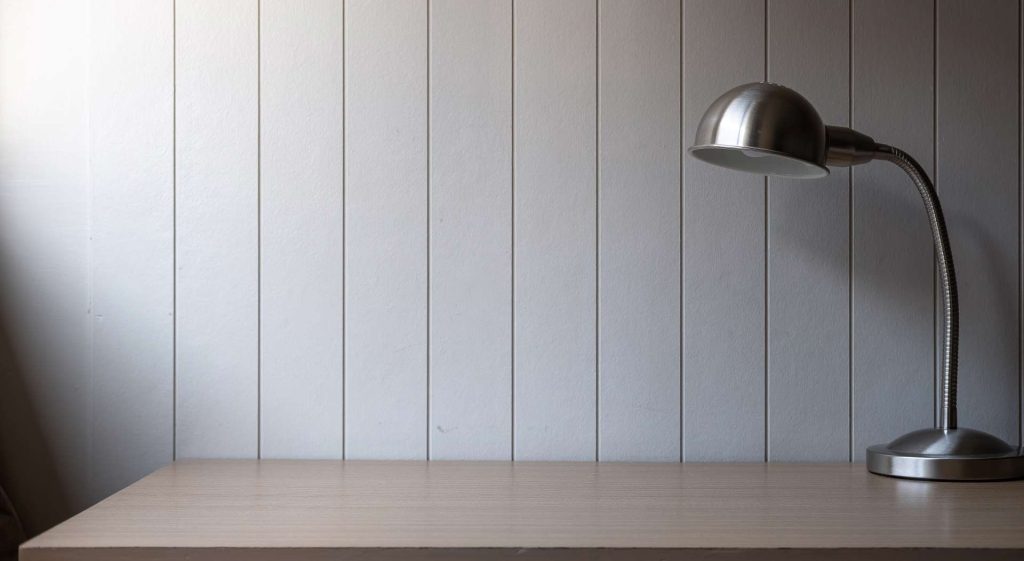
[689,82,829,179]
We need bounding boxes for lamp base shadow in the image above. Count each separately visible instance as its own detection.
[867,427,1024,481]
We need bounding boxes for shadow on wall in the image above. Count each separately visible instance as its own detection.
[774,162,1020,442]
[0,318,70,542]
[772,166,927,310]
[0,480,24,561]
[949,209,1020,438]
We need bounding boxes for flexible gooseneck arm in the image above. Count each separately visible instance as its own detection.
[873,144,959,430]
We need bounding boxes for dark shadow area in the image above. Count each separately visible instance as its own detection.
[0,317,72,544]
[773,166,1022,445]
[0,484,23,561]
[946,209,1021,440]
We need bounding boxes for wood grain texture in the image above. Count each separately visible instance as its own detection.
[259,0,345,458]
[513,0,597,461]
[428,0,512,460]
[17,548,1024,561]
[597,0,680,461]
[344,0,428,459]
[766,0,850,461]
[936,0,1020,444]
[681,0,766,461]
[175,0,259,459]
[89,0,175,502]
[851,0,935,458]
[20,460,1024,561]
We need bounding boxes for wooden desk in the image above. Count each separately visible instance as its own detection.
[20,460,1024,560]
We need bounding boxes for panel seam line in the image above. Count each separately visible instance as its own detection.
[172,0,178,463]
[679,0,685,463]
[594,0,600,462]
[426,0,432,461]
[763,0,770,464]
[344,0,348,460]
[510,0,516,462]
[256,0,262,460]
[848,0,855,463]
[933,0,939,427]
[1011,0,1019,448]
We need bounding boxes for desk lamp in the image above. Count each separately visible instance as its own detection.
[690,82,1024,481]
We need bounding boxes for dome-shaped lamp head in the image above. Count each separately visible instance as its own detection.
[689,82,875,179]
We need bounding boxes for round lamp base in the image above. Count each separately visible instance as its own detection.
[867,427,1024,481]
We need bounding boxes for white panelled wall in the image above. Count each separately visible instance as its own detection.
[0,0,1022,536]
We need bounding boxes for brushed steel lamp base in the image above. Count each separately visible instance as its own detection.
[867,428,1024,481]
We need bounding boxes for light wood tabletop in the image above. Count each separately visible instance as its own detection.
[20,460,1024,560]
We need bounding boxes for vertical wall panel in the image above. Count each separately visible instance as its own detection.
[260,0,344,458]
[597,0,680,461]
[175,0,258,459]
[681,0,765,461]
[0,0,92,531]
[345,0,428,459]
[852,0,934,457]
[766,0,850,461]
[937,0,1019,444]
[429,0,512,460]
[514,0,597,460]
[90,0,174,498]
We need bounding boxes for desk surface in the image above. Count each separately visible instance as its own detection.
[21,460,1024,560]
